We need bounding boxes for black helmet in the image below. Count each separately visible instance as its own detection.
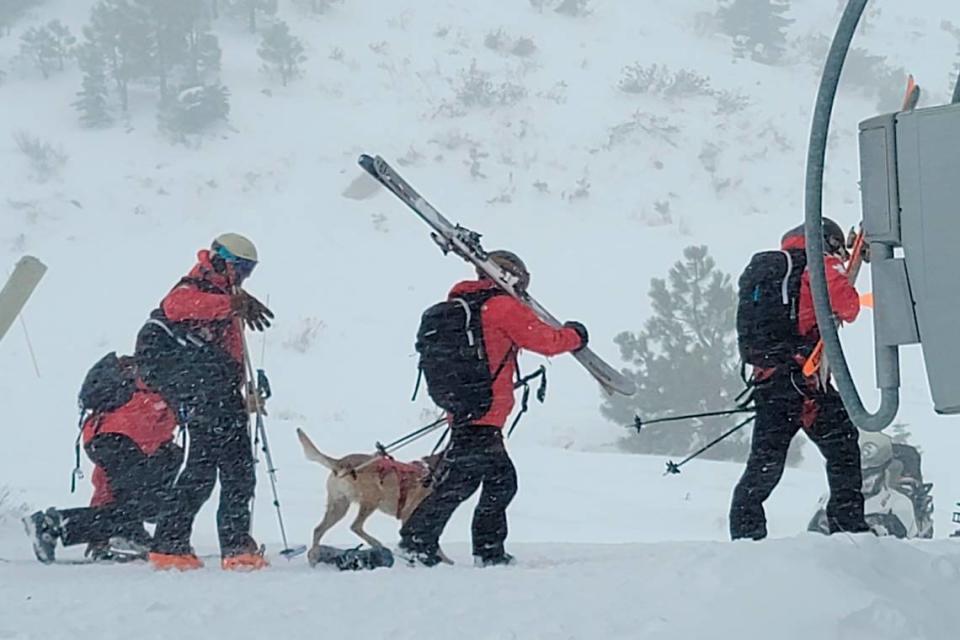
[782,218,848,258]
[482,250,530,292]
[821,218,848,257]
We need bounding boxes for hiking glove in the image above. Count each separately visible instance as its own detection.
[564,321,589,351]
[231,292,274,331]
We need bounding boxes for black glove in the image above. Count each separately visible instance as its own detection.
[564,321,588,351]
[231,292,274,332]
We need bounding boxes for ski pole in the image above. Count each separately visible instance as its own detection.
[347,416,449,475]
[663,413,757,476]
[236,299,305,559]
[635,407,754,432]
[635,386,754,432]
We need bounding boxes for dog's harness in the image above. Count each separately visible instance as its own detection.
[374,456,429,519]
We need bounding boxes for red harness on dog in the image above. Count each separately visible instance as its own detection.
[374,456,428,518]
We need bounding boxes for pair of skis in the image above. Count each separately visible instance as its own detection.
[358,154,636,397]
[802,75,921,382]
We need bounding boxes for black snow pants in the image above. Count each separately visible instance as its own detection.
[729,370,867,540]
[151,417,256,556]
[400,425,518,560]
[136,322,256,557]
[59,434,183,548]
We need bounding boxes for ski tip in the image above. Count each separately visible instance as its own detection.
[357,153,375,174]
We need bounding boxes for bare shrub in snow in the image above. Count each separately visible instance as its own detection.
[537,81,568,104]
[428,129,479,151]
[13,130,67,182]
[283,318,326,354]
[371,213,389,233]
[618,63,712,99]
[562,171,590,202]
[452,60,526,110]
[487,176,515,205]
[554,0,592,17]
[604,111,680,150]
[465,146,489,179]
[714,89,751,115]
[484,29,537,58]
[396,146,425,167]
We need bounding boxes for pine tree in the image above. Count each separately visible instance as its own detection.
[131,0,202,101]
[83,0,153,112]
[73,43,113,127]
[19,24,57,78]
[258,21,306,86]
[603,246,800,464]
[716,0,794,64]
[223,0,277,34]
[0,0,44,38]
[20,20,74,78]
[46,19,75,70]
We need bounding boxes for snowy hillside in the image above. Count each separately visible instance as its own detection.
[3,1,960,638]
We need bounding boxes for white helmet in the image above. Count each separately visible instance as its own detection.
[212,233,258,262]
[858,430,893,469]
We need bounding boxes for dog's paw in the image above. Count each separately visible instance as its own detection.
[307,547,322,567]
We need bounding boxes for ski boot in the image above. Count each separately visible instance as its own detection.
[149,550,204,571]
[397,539,444,568]
[22,508,61,564]
[474,552,515,568]
[221,538,269,571]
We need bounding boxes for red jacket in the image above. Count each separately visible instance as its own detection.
[781,233,860,344]
[449,280,584,428]
[84,381,179,507]
[160,249,242,364]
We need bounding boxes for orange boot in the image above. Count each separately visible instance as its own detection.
[221,552,269,571]
[149,552,204,571]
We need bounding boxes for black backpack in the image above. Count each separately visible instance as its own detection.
[78,352,137,415]
[415,289,510,425]
[736,249,807,368]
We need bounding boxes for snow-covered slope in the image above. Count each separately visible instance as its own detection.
[2,1,960,638]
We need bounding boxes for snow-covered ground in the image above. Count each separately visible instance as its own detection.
[3,1,960,638]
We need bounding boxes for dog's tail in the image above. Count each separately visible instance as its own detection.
[296,428,340,471]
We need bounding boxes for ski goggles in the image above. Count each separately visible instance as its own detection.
[214,245,258,281]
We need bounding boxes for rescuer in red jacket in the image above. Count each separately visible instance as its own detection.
[134,233,273,571]
[729,220,870,540]
[23,358,182,564]
[399,251,588,567]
